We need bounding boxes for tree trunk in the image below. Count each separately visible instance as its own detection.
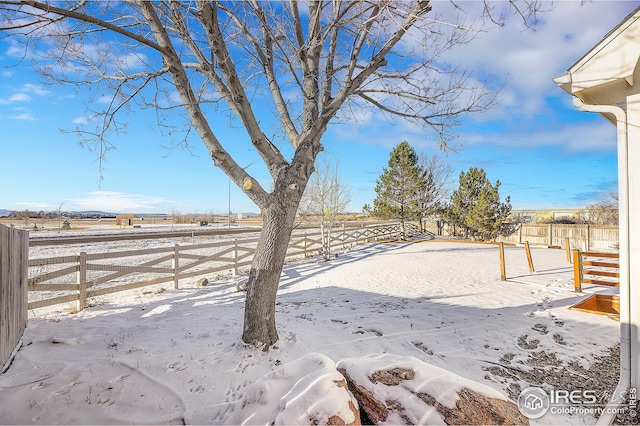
[241,200,298,349]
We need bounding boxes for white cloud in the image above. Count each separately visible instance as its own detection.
[5,44,24,58]
[9,113,35,120]
[8,93,31,102]
[457,120,617,153]
[70,191,175,213]
[437,1,638,117]
[97,94,114,104]
[340,2,636,155]
[22,83,50,96]
[72,116,89,125]
[1,83,49,105]
[115,52,147,71]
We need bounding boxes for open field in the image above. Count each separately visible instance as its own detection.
[0,216,259,232]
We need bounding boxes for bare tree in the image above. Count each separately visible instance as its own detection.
[510,210,536,224]
[417,153,454,233]
[299,155,351,261]
[586,191,619,225]
[0,0,541,348]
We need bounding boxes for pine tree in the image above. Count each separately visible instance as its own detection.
[373,142,428,236]
[445,167,511,240]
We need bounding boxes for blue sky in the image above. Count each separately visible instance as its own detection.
[0,2,636,215]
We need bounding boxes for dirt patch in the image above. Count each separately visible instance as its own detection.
[370,368,414,386]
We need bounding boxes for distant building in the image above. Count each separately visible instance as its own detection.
[116,214,134,226]
[510,209,588,223]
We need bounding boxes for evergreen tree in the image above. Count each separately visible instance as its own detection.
[373,142,428,236]
[445,167,511,240]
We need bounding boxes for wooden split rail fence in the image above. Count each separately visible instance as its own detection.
[27,223,409,312]
[572,250,620,293]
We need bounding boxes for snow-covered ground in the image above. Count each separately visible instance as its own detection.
[0,239,621,424]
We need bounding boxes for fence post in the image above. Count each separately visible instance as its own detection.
[565,237,571,264]
[587,224,591,252]
[77,252,87,311]
[524,241,535,273]
[518,225,523,244]
[233,239,238,275]
[548,223,553,246]
[572,250,582,293]
[172,244,180,289]
[342,223,346,251]
[303,232,307,257]
[499,242,506,281]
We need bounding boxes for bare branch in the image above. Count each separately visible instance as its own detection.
[12,0,167,53]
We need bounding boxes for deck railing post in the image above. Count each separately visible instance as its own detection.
[573,250,582,293]
[77,251,87,311]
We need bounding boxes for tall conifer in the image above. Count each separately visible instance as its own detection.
[445,167,511,240]
[373,142,428,236]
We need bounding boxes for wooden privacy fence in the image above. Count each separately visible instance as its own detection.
[1,225,29,371]
[28,222,405,312]
[572,250,620,293]
[495,223,619,252]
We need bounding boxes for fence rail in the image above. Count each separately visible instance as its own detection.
[1,225,29,371]
[572,250,620,293]
[27,223,407,312]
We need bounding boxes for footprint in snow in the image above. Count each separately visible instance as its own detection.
[412,341,434,355]
[531,323,549,335]
[189,381,205,393]
[234,360,256,373]
[517,335,539,350]
[30,381,50,390]
[110,374,130,383]
[552,333,567,345]
[166,361,188,372]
